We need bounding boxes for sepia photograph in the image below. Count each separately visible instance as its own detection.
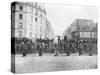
[11,1,98,74]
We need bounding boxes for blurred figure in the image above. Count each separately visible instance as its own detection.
[64,42,69,56]
[78,40,83,56]
[27,41,32,54]
[44,44,47,53]
[89,41,93,56]
[39,42,44,56]
[67,41,71,56]
[54,44,59,56]
[21,41,27,57]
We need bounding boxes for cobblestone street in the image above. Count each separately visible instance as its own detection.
[14,54,97,73]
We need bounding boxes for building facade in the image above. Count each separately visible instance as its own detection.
[63,19,97,41]
[62,19,97,54]
[11,1,50,41]
[45,20,55,40]
[62,26,72,39]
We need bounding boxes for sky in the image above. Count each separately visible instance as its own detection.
[45,3,98,36]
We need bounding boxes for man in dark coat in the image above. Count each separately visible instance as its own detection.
[67,42,71,56]
[26,41,32,53]
[78,40,83,55]
[39,43,44,56]
[64,41,70,56]
[21,41,27,57]
[54,44,59,56]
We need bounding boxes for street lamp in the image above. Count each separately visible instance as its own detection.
[57,35,61,44]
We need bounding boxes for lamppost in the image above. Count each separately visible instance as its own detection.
[57,35,61,44]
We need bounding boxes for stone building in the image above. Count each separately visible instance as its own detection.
[62,19,97,54]
[63,19,97,41]
[11,1,52,41]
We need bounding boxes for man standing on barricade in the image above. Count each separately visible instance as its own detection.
[66,40,71,56]
[54,44,59,56]
[39,42,44,56]
[21,39,27,57]
[78,40,84,55]
[26,40,32,54]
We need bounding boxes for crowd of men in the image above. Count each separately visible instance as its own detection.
[18,37,95,57]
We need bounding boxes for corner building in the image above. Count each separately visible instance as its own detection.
[11,2,47,41]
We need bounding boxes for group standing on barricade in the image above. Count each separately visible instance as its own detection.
[18,37,94,57]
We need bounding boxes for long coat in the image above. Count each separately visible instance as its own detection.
[20,42,27,54]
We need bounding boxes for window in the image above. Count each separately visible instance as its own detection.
[40,12,42,17]
[35,33,37,38]
[19,6,23,10]
[91,32,95,38]
[35,17,37,22]
[29,32,32,37]
[35,12,37,15]
[30,24,32,30]
[40,26,42,32]
[80,32,83,38]
[94,32,97,38]
[18,31,22,36]
[18,22,23,29]
[80,32,91,38]
[31,16,33,21]
[40,34,42,38]
[40,18,42,24]
[19,14,23,19]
